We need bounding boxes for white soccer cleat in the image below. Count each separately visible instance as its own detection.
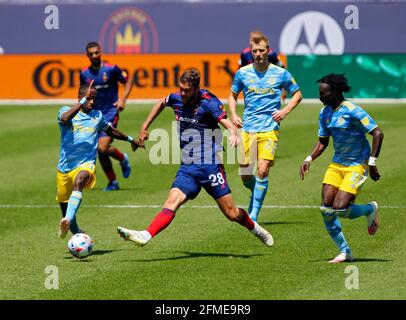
[328,252,355,264]
[58,218,70,239]
[367,201,379,235]
[253,222,274,247]
[117,227,150,247]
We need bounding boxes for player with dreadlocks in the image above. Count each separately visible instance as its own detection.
[299,73,384,263]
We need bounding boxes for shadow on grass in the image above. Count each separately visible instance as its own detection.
[125,251,268,262]
[63,249,122,260]
[92,249,122,256]
[261,221,311,226]
[309,258,391,263]
[93,188,138,192]
[63,254,93,262]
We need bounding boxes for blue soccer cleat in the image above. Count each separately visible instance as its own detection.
[104,180,120,191]
[120,153,131,178]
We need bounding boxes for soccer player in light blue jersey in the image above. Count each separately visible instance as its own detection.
[56,81,139,239]
[300,74,384,263]
[80,42,134,191]
[229,33,302,223]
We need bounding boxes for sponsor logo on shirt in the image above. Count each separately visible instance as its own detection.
[94,84,110,89]
[247,86,275,94]
[72,124,96,134]
[176,115,199,124]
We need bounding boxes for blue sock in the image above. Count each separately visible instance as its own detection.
[65,191,83,225]
[347,203,374,220]
[69,217,82,234]
[321,207,351,254]
[250,176,269,220]
[242,176,255,214]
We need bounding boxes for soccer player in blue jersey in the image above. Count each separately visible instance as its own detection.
[239,31,284,69]
[229,33,302,222]
[57,81,139,239]
[80,41,134,191]
[117,68,274,247]
[299,74,384,263]
[239,31,287,103]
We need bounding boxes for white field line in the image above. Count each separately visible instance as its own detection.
[0,204,405,209]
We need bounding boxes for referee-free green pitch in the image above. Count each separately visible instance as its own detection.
[0,103,404,299]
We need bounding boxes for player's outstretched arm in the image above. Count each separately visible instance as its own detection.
[368,127,384,181]
[228,91,243,128]
[272,90,302,123]
[60,80,95,124]
[114,78,134,112]
[105,126,140,151]
[139,97,166,148]
[219,118,241,148]
[299,137,329,180]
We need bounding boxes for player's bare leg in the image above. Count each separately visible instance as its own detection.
[240,164,255,214]
[216,193,273,246]
[59,171,90,238]
[239,138,256,215]
[117,188,188,246]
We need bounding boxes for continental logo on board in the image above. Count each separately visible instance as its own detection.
[33,60,81,96]
[99,7,159,54]
[0,54,243,99]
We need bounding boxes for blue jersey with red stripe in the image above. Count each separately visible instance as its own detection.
[165,89,227,164]
[80,62,128,121]
[239,47,282,68]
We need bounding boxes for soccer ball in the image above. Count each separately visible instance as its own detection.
[67,233,94,259]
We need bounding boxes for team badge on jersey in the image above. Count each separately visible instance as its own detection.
[268,77,276,85]
[102,72,108,82]
[337,116,345,125]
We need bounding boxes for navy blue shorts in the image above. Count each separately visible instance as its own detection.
[171,163,231,200]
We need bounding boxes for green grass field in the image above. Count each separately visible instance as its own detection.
[0,102,405,300]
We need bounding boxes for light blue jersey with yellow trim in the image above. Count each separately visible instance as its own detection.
[57,106,110,173]
[318,100,377,166]
[231,64,299,132]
